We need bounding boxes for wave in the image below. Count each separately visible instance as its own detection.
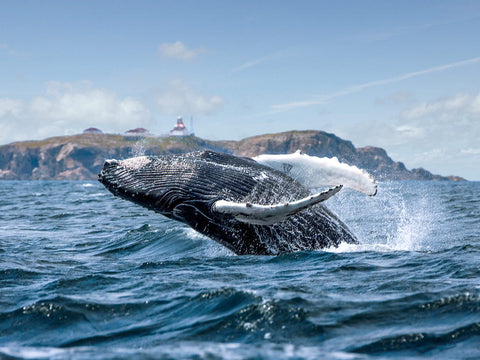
[0,288,320,347]
[351,321,480,355]
[2,289,479,359]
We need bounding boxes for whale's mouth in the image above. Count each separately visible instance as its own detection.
[98,159,116,188]
[98,158,151,205]
[98,159,124,195]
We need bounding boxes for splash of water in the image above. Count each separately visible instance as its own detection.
[131,140,147,157]
[328,182,442,253]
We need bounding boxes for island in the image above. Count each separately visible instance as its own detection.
[0,130,465,181]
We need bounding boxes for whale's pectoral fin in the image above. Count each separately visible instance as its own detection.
[253,151,377,196]
[212,185,342,225]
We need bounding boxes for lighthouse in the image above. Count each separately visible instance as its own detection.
[169,116,193,136]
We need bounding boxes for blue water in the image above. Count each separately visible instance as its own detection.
[1,180,479,359]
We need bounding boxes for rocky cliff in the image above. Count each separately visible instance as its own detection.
[0,130,464,181]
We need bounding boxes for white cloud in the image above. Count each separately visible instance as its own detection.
[399,93,480,148]
[461,148,480,155]
[0,98,24,117]
[30,82,150,125]
[401,93,480,120]
[158,41,206,60]
[404,92,479,132]
[394,124,424,138]
[340,91,480,179]
[270,56,480,113]
[0,82,152,144]
[156,80,224,115]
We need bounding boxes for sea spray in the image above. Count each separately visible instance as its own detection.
[328,181,443,252]
[131,139,148,157]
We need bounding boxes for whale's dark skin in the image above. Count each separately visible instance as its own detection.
[98,151,357,255]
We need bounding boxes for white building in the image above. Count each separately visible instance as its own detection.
[170,116,193,136]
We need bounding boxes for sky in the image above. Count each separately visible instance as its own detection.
[1,1,480,179]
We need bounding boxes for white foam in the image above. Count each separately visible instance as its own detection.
[120,156,151,170]
[325,242,415,253]
[0,346,66,359]
[254,151,377,196]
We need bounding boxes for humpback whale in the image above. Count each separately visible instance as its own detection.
[98,150,376,255]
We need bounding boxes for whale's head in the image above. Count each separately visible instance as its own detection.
[98,154,235,220]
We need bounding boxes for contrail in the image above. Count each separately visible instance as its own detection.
[271,56,480,112]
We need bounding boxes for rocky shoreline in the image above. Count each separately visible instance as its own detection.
[0,130,465,181]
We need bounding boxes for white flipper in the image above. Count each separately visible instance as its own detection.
[212,185,342,225]
[253,151,377,196]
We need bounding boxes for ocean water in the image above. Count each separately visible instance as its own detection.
[0,180,479,359]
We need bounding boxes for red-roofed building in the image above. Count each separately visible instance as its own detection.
[125,128,150,136]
